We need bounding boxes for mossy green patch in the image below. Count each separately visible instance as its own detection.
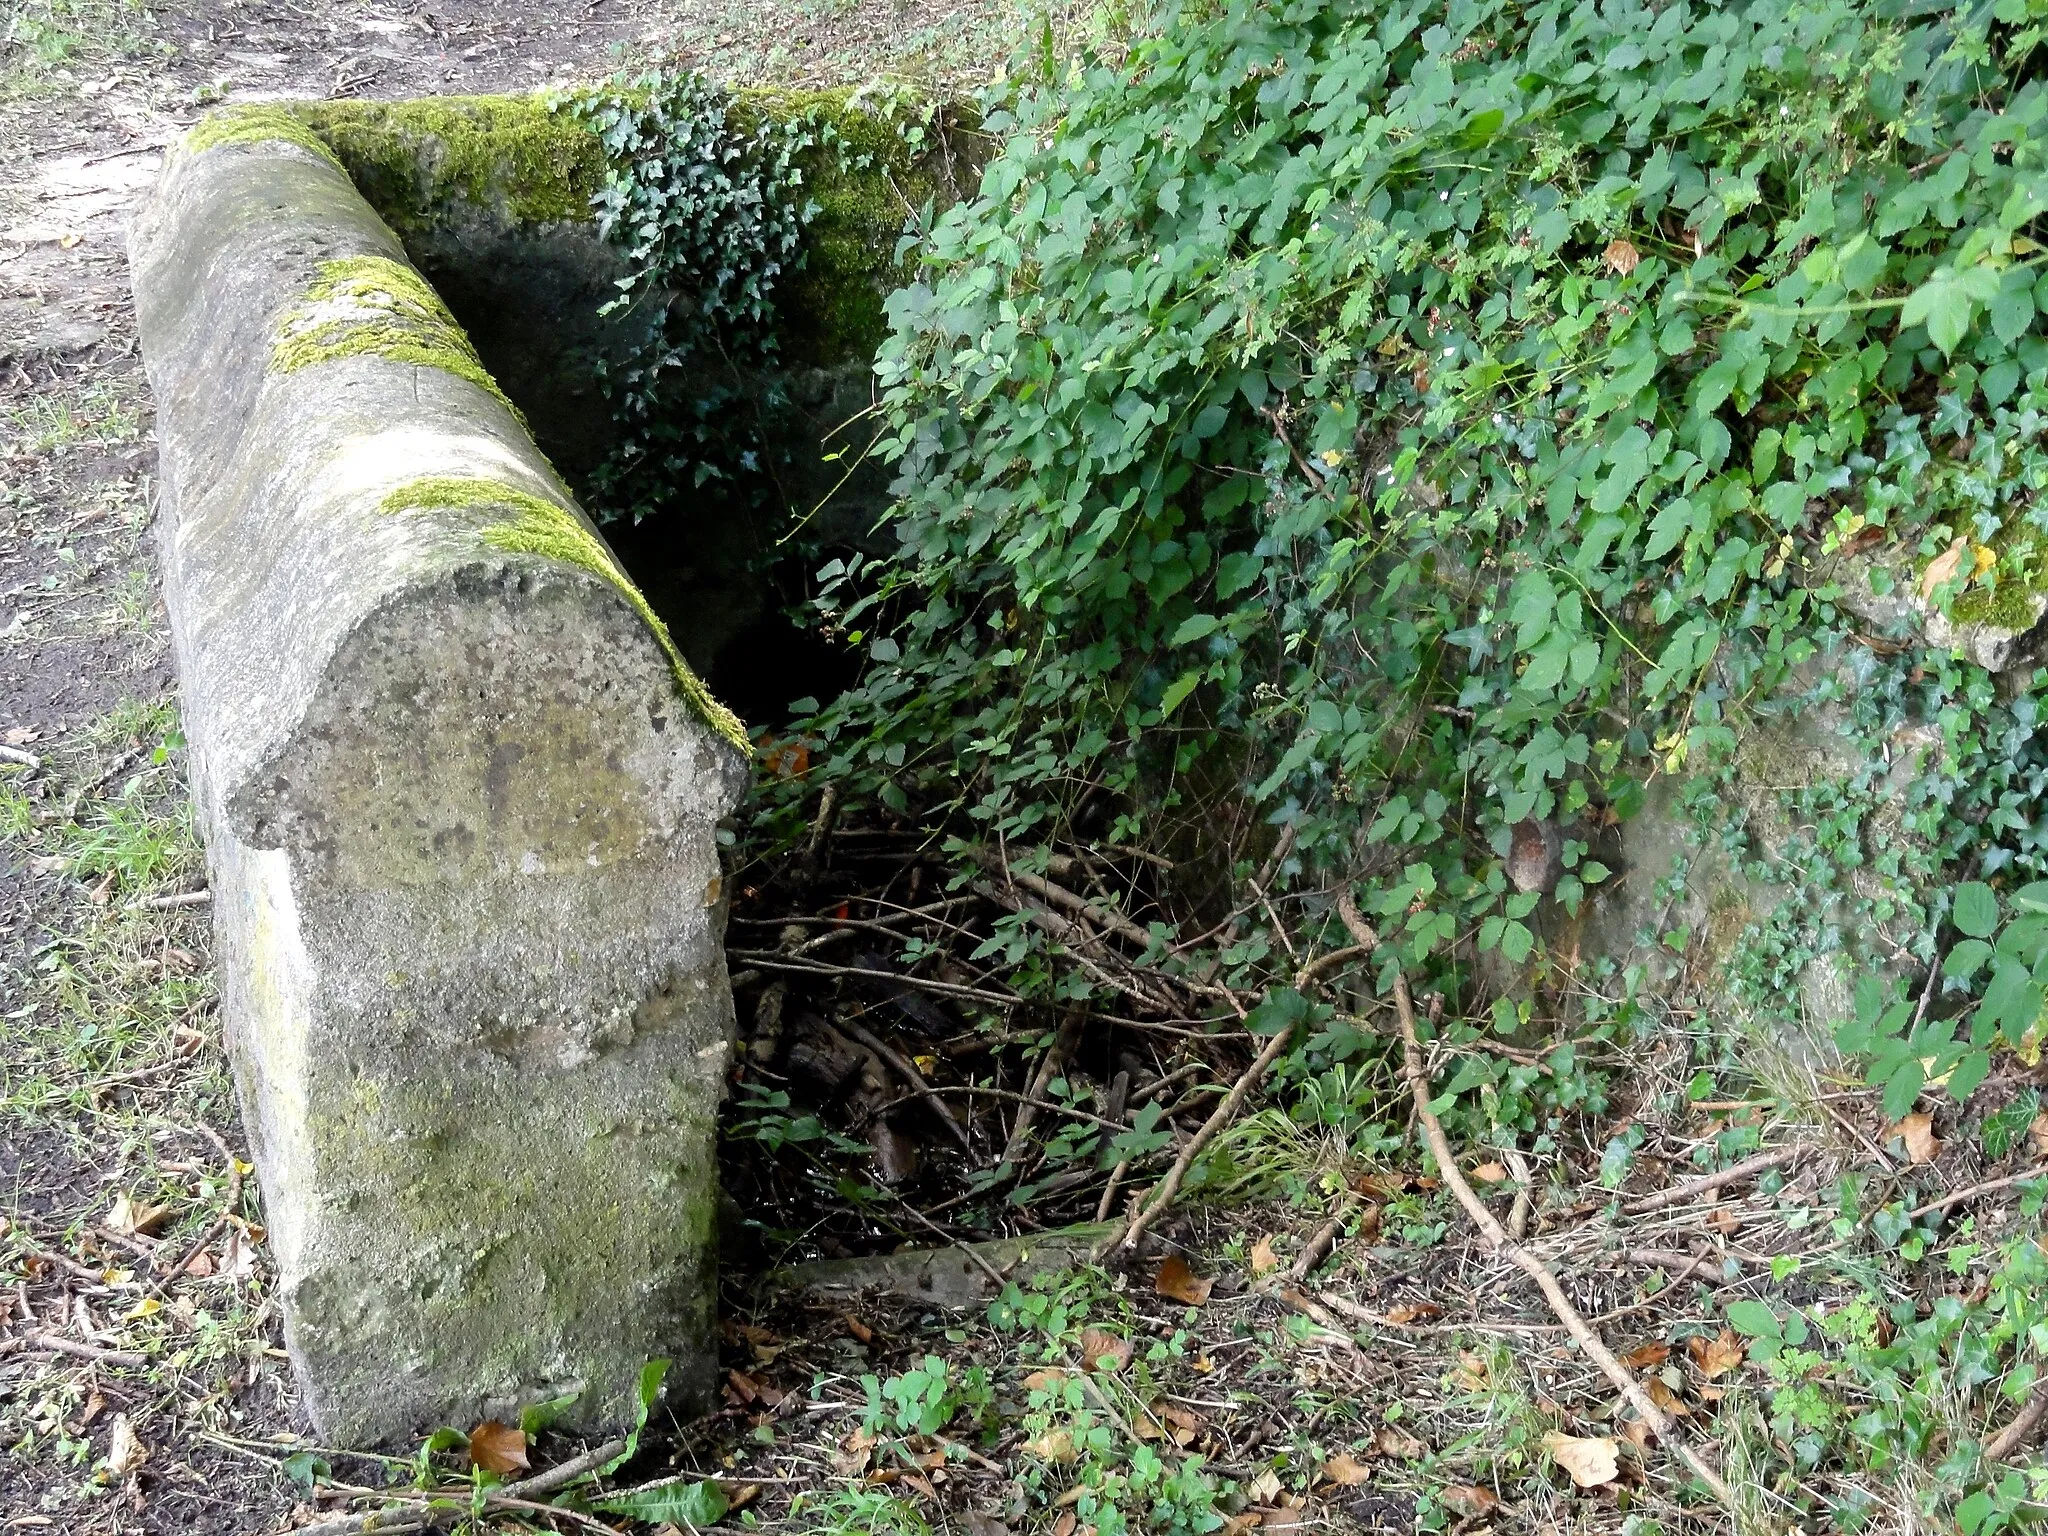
[291,95,608,232]
[738,88,981,365]
[1947,522,2048,631]
[271,254,523,423]
[378,475,748,751]
[184,103,348,174]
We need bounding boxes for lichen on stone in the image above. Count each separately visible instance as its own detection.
[184,104,348,174]
[271,255,523,424]
[292,95,609,232]
[378,474,748,751]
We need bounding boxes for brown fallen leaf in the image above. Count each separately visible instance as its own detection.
[466,1421,528,1476]
[726,1370,784,1407]
[1249,1235,1280,1276]
[842,1313,874,1344]
[1544,1433,1620,1489]
[1383,1301,1443,1325]
[1440,1484,1501,1515]
[1603,238,1641,276]
[1704,1205,1741,1236]
[103,1414,146,1476]
[1893,1111,1942,1165]
[1921,536,1970,599]
[1022,1368,1071,1392]
[1646,1376,1690,1417]
[722,1482,762,1513]
[1050,1512,1077,1536]
[1690,1328,1746,1380]
[1026,1428,1079,1464]
[1154,1254,1212,1306]
[2031,1110,2048,1160]
[1618,1340,1670,1370]
[1469,1161,1509,1184]
[1081,1327,1133,1372]
[106,1193,172,1236]
[1323,1452,1371,1486]
[1374,1424,1426,1459]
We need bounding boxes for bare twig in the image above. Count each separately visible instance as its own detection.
[1906,1169,2048,1223]
[141,1126,243,1303]
[0,1332,148,1368]
[1988,1377,2048,1462]
[998,1013,1085,1169]
[726,952,1019,1009]
[1619,1146,1801,1216]
[1104,1023,1298,1257]
[840,1019,974,1151]
[1336,890,1739,1513]
[1286,1193,1363,1283]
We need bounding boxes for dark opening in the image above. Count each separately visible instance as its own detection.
[408,222,880,729]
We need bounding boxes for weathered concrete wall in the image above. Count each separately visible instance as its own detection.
[129,126,747,1445]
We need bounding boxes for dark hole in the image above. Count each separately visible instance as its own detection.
[412,229,874,729]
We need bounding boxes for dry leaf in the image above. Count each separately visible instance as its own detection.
[1022,1368,1071,1392]
[1893,1111,1942,1164]
[106,1193,171,1236]
[1645,1376,1690,1417]
[1051,1512,1077,1536]
[467,1421,528,1475]
[1384,1301,1443,1325]
[1374,1425,1426,1459]
[1704,1205,1741,1236]
[1324,1453,1371,1486]
[722,1483,761,1513]
[1080,1327,1133,1372]
[842,1313,874,1344]
[2032,1111,2048,1160]
[120,1297,160,1322]
[178,1249,214,1278]
[1921,537,1970,599]
[1469,1161,1509,1184]
[1618,1341,1670,1370]
[1603,238,1641,276]
[1026,1429,1079,1464]
[1440,1484,1500,1515]
[103,1414,146,1476]
[1544,1433,1620,1489]
[1689,1328,1746,1380]
[962,1515,1011,1536]
[1249,1235,1280,1276]
[1154,1255,1212,1306]
[1618,1416,1653,1452]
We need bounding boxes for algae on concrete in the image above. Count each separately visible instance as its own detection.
[380,474,749,752]
[272,254,524,423]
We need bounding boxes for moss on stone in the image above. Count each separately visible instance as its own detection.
[378,474,749,751]
[737,88,980,365]
[1947,522,2048,630]
[272,255,524,424]
[291,95,608,232]
[185,103,348,174]
[266,87,978,370]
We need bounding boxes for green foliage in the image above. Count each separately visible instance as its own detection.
[1837,880,2048,1114]
[861,1354,994,1439]
[790,0,2048,1030]
[561,71,816,526]
[988,1272,1228,1536]
[1741,1225,2048,1531]
[596,1477,729,1525]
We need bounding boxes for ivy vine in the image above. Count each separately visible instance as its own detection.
[561,71,817,525]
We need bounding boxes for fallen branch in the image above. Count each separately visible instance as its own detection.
[0,1332,148,1369]
[1988,1377,2048,1462]
[271,1436,630,1536]
[840,1020,974,1151]
[1098,934,1372,1256]
[1336,890,1740,1514]
[1620,1146,1801,1216]
[1906,1169,2048,1223]
[1286,1193,1363,1283]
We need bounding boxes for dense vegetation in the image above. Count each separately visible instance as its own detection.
[781,0,2048,1076]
